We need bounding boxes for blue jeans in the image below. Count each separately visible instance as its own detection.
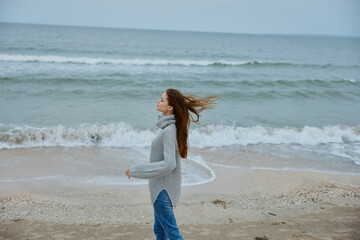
[153,190,183,240]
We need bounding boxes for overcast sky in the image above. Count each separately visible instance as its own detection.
[0,0,359,36]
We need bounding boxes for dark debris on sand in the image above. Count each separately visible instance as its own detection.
[255,236,269,240]
[212,199,227,209]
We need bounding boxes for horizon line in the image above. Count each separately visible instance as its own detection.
[1,21,359,38]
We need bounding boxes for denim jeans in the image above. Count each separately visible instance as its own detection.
[153,190,183,240]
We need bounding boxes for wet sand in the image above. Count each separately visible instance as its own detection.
[0,147,360,239]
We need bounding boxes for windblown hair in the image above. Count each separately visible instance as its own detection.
[166,88,217,158]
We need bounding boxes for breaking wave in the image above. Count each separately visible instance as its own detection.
[0,123,359,165]
[0,54,358,68]
[1,123,359,148]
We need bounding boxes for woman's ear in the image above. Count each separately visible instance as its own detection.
[168,106,174,112]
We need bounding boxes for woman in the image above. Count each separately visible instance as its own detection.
[125,88,216,240]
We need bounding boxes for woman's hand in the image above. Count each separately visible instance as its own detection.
[126,168,131,179]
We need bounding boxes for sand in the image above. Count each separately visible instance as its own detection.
[0,147,360,239]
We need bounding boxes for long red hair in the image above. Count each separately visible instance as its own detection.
[166,88,217,158]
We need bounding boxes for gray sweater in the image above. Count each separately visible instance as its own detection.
[130,114,182,207]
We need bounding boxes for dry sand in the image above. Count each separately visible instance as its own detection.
[0,148,360,239]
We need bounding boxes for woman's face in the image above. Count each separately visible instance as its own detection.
[156,92,173,115]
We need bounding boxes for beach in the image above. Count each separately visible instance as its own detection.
[1,147,359,240]
[1,22,360,239]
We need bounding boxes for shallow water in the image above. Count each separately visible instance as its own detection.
[0,147,215,187]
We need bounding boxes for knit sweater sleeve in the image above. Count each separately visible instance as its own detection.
[130,127,177,179]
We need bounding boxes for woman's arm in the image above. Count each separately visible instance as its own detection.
[128,127,177,179]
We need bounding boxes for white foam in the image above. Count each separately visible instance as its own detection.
[189,124,360,147]
[184,155,216,186]
[343,78,356,83]
[1,123,359,165]
[209,162,360,177]
[0,123,157,149]
[1,123,359,148]
[328,143,360,165]
[0,54,251,66]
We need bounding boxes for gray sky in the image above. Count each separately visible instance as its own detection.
[0,0,359,36]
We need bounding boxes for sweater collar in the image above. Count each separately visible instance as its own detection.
[156,113,176,129]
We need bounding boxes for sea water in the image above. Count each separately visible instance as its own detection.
[0,23,360,185]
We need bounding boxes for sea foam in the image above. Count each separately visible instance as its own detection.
[1,54,356,68]
[1,123,359,162]
[0,54,252,66]
[189,124,360,147]
[1,123,359,148]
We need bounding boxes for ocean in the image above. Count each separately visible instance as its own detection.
[0,22,360,186]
